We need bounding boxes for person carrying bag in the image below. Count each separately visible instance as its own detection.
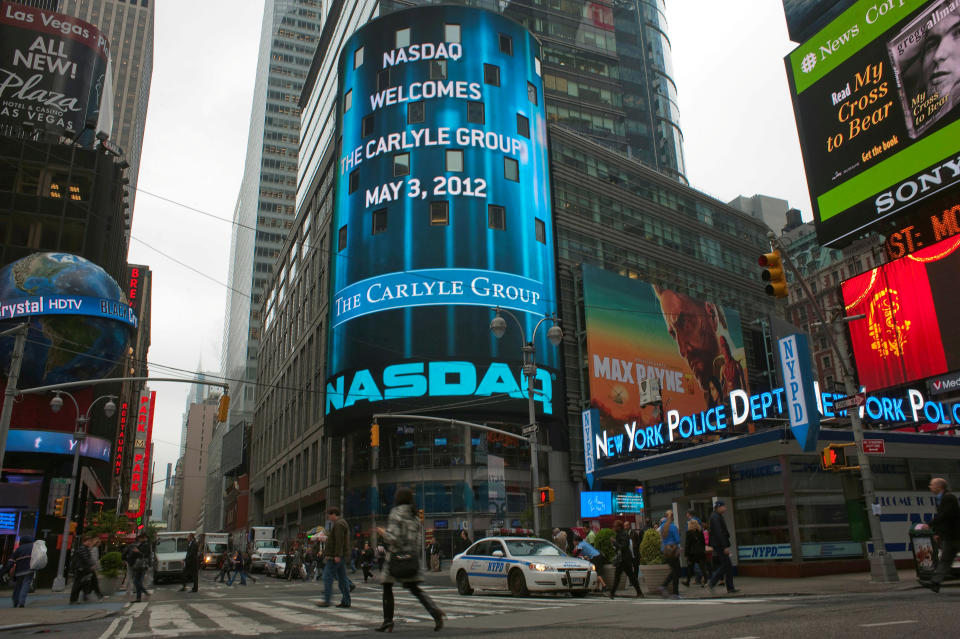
[375,487,444,633]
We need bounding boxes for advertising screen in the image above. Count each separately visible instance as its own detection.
[325,6,558,429]
[842,234,960,390]
[0,1,111,138]
[581,264,750,457]
[580,491,612,518]
[785,0,960,247]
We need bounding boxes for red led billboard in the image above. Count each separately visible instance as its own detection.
[842,235,960,390]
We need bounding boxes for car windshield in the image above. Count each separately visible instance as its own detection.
[156,538,188,554]
[206,543,227,553]
[255,540,276,549]
[505,540,565,557]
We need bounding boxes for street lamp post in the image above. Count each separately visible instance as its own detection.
[49,390,117,592]
[490,307,562,537]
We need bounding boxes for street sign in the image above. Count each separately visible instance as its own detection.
[834,393,866,412]
[522,424,537,437]
[862,439,885,455]
[778,333,820,452]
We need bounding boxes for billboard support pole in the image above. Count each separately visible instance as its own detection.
[0,323,28,474]
[769,232,898,582]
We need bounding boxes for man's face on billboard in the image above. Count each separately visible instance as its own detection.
[922,11,960,101]
[657,290,719,389]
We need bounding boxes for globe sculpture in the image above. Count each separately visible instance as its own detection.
[0,253,132,387]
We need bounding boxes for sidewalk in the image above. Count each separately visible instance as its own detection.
[0,585,128,631]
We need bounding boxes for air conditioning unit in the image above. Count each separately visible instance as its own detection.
[638,377,661,406]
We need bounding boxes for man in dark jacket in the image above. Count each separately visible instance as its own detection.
[706,501,738,594]
[124,534,151,602]
[180,533,199,592]
[70,534,104,603]
[319,508,351,608]
[2,535,35,608]
[923,477,960,592]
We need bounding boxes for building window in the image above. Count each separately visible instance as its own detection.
[349,169,359,194]
[444,23,461,43]
[446,149,463,172]
[517,113,529,138]
[407,101,425,124]
[499,33,513,55]
[343,89,352,112]
[338,225,347,251]
[467,100,485,124]
[484,63,500,86]
[354,46,364,68]
[394,153,410,177]
[430,59,447,80]
[395,27,411,49]
[527,82,538,105]
[430,201,449,226]
[504,157,519,182]
[535,57,542,76]
[361,114,374,137]
[377,69,391,92]
[535,218,546,243]
[372,209,387,235]
[488,205,506,231]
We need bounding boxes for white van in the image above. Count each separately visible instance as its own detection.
[203,532,230,569]
[154,531,195,583]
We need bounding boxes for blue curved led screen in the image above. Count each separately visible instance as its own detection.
[326,6,558,429]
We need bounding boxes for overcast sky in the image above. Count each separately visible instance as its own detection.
[131,1,812,511]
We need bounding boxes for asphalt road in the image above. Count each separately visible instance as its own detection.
[3,573,955,638]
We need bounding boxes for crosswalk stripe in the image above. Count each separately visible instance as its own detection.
[147,604,206,637]
[188,603,276,635]
[244,600,366,632]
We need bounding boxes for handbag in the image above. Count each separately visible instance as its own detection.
[662,544,680,560]
[388,552,419,580]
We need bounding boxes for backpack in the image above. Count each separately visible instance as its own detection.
[30,540,48,571]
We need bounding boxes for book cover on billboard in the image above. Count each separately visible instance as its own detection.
[887,1,960,139]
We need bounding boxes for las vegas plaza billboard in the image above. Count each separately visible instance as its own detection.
[785,0,960,247]
[325,6,559,429]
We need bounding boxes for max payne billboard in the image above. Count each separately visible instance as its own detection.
[0,1,110,138]
[786,0,960,247]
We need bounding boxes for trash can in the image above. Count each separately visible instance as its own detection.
[909,527,937,582]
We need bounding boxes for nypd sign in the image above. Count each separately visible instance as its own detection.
[778,333,820,452]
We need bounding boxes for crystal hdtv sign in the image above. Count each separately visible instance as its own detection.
[325,6,558,429]
[785,0,960,247]
[842,234,960,391]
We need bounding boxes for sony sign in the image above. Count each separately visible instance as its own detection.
[325,360,553,415]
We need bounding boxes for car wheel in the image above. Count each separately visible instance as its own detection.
[571,589,589,598]
[456,570,473,595]
[508,569,529,597]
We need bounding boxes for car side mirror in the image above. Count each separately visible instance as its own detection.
[492,550,504,558]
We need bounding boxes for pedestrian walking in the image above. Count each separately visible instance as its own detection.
[458,530,472,554]
[226,549,247,586]
[2,535,36,608]
[304,546,315,581]
[317,508,352,608]
[552,528,568,554]
[573,536,607,593]
[658,511,681,598]
[361,541,375,582]
[180,533,199,592]
[707,501,738,594]
[375,487,444,632]
[243,550,257,583]
[428,540,441,572]
[683,519,708,587]
[69,534,104,603]
[214,553,230,583]
[376,542,386,572]
[610,520,643,598]
[921,477,960,593]
[123,534,151,602]
[351,545,360,573]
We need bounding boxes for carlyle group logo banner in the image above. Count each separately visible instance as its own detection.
[325,6,558,427]
[842,235,960,391]
[581,264,750,457]
[0,1,110,138]
[785,0,960,247]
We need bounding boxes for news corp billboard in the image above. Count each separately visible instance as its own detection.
[842,234,960,391]
[0,1,111,138]
[786,0,960,247]
[325,7,558,429]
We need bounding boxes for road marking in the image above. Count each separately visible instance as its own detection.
[246,600,366,632]
[859,620,917,628]
[189,603,275,635]
[96,617,124,639]
[730,636,760,639]
[148,604,206,637]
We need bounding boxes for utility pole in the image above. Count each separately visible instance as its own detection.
[769,232,898,582]
[0,323,28,472]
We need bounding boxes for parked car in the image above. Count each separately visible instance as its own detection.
[265,554,287,578]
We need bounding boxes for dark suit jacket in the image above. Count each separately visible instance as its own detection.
[709,511,731,550]
[185,539,199,569]
[930,492,960,541]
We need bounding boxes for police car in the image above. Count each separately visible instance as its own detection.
[449,537,596,597]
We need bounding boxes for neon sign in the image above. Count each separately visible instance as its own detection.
[126,389,156,519]
[113,401,128,477]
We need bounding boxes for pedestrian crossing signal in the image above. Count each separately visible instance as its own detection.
[820,443,849,470]
[536,487,554,507]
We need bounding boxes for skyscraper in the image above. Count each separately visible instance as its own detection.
[59,0,155,214]
[221,0,324,424]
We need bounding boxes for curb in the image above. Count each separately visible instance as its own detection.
[0,602,126,631]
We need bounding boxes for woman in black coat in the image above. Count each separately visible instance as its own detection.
[683,519,708,587]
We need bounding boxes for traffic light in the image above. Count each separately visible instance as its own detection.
[820,443,847,470]
[759,251,789,298]
[370,420,380,447]
[536,486,554,507]
[217,393,230,422]
[53,496,65,517]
